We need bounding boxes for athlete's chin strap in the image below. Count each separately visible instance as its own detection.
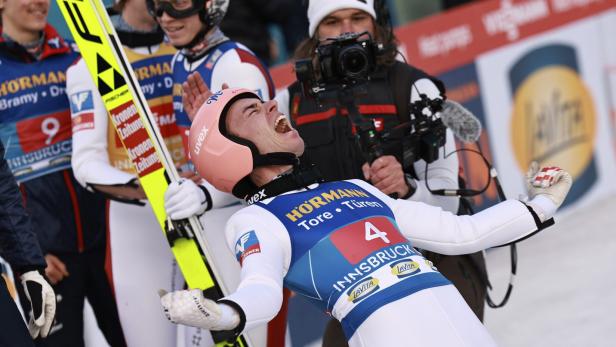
[241,162,324,205]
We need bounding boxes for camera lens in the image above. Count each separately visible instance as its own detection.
[339,46,369,79]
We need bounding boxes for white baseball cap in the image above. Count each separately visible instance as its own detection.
[307,0,376,37]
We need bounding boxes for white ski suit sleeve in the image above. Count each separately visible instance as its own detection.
[67,59,136,188]
[353,179,547,255]
[222,209,291,332]
[220,179,554,333]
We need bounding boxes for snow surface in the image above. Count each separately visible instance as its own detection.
[484,194,616,347]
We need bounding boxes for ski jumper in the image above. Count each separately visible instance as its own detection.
[0,24,125,346]
[67,29,184,346]
[276,62,488,321]
[171,38,279,347]
[222,179,544,346]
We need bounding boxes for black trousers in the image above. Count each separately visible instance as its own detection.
[19,249,126,347]
[1,276,35,347]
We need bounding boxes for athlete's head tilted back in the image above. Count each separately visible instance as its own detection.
[189,88,303,197]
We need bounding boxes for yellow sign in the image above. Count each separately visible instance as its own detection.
[511,66,596,177]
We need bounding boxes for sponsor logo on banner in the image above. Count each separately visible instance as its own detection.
[509,44,597,205]
[346,277,380,303]
[482,0,549,41]
[235,231,261,265]
[390,259,421,278]
[419,24,473,58]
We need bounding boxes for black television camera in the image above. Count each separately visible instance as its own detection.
[295,32,446,166]
[396,93,447,165]
[295,32,381,98]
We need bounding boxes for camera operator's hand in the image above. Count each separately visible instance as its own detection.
[362,156,411,198]
[182,72,229,121]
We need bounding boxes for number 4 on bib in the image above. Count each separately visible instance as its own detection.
[365,221,390,244]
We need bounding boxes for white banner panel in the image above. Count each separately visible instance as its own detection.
[477,15,616,212]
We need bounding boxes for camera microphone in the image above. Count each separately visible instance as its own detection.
[440,100,482,143]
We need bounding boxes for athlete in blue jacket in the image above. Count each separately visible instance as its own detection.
[160,88,572,346]
[0,0,124,344]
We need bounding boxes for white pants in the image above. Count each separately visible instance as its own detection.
[109,201,183,347]
[348,285,497,347]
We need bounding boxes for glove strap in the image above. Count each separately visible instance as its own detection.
[524,203,555,232]
[216,299,246,340]
[197,184,212,212]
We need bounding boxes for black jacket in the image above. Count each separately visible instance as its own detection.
[220,0,299,65]
[0,141,46,272]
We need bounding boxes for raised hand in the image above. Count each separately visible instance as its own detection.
[182,72,229,121]
[525,162,572,221]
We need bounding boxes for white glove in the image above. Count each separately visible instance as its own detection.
[525,162,572,221]
[21,270,56,338]
[159,289,239,330]
[164,178,208,220]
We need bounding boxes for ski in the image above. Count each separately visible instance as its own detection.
[56,0,250,345]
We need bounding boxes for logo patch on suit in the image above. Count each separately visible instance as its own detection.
[69,91,94,113]
[346,277,379,303]
[390,259,421,278]
[235,231,261,265]
[72,113,95,133]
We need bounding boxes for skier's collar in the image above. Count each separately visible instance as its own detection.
[244,165,323,205]
[182,27,228,63]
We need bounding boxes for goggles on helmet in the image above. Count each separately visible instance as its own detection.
[147,0,203,19]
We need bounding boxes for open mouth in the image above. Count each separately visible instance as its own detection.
[274,115,292,134]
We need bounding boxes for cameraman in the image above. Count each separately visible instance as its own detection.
[274,0,488,344]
